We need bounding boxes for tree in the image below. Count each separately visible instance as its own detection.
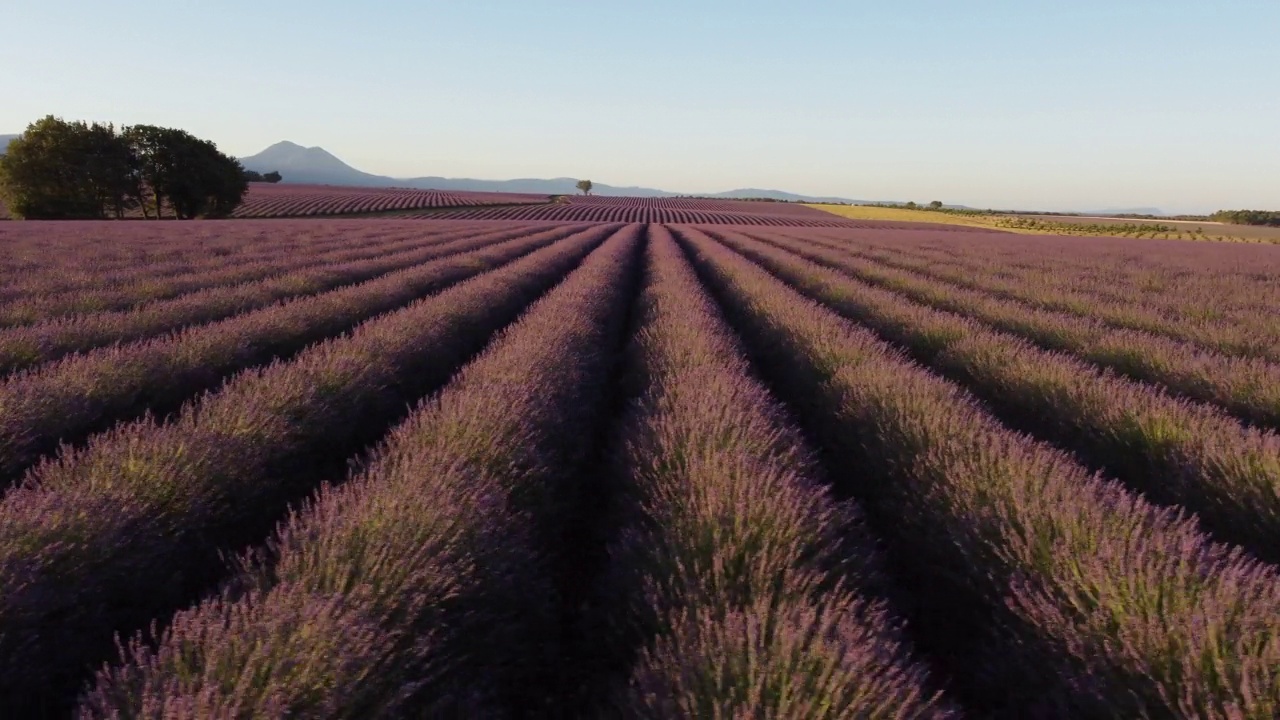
[125,125,248,219]
[1,117,246,220]
[81,122,140,219]
[0,117,140,220]
[1210,209,1280,227]
[576,179,593,196]
[244,170,283,183]
[905,201,918,210]
[196,148,249,218]
[0,116,124,219]
[929,200,943,209]
[124,125,178,218]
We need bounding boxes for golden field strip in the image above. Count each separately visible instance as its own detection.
[808,204,1280,244]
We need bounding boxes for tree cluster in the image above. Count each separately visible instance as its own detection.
[1210,210,1280,227]
[244,170,283,183]
[0,116,249,220]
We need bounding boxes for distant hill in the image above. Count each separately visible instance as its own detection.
[238,141,870,202]
[4,134,1173,213]
[706,187,866,204]
[1080,207,1169,216]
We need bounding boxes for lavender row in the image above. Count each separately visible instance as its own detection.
[806,226,1280,319]
[0,225,612,714]
[418,202,864,227]
[230,184,547,218]
[801,229,1280,362]
[0,223,582,375]
[78,225,642,717]
[0,224,488,328]
[0,223,594,491]
[677,227,1280,718]
[713,229,1280,565]
[597,227,952,717]
[749,230,1280,429]
[0,222,391,297]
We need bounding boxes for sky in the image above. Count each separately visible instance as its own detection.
[4,1,1277,213]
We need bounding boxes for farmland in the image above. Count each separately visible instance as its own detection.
[0,185,548,221]
[419,195,949,227]
[1,209,1279,718]
[812,203,1280,244]
[227,184,548,218]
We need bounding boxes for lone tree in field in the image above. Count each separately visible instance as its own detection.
[930,200,944,209]
[576,179,593,196]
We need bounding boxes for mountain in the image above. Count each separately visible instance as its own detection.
[0,135,1196,214]
[708,188,867,204]
[238,141,868,202]
[237,141,390,186]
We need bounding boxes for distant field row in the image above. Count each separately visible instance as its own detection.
[230,184,549,217]
[6,184,1276,245]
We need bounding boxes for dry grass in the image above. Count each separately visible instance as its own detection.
[805,204,1006,229]
[807,204,1280,244]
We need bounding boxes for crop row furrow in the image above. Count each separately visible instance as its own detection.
[710,229,1280,566]
[0,223,579,375]
[79,225,642,717]
[229,187,547,218]
[591,226,952,718]
[677,226,1280,718]
[746,229,1280,429]
[0,225,390,287]
[868,237,1280,323]
[0,223,595,489]
[0,224,502,327]
[0,224,614,714]
[801,230,1280,361]
[0,229,369,300]
[0,225,449,317]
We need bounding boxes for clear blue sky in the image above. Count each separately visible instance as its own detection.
[5,1,1277,213]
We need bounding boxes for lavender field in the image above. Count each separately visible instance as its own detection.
[1,215,1278,718]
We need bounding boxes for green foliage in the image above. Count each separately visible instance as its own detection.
[929,200,943,209]
[575,179,593,196]
[0,116,136,219]
[128,125,242,219]
[244,170,283,183]
[994,217,1179,237]
[1210,209,1280,227]
[0,116,247,221]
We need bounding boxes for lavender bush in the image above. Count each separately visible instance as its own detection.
[0,223,599,488]
[677,226,1280,718]
[748,229,1280,429]
[597,226,952,718]
[710,229,1280,565]
[0,223,446,326]
[0,225,611,714]
[0,222,569,374]
[793,227,1280,362]
[80,224,643,717]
